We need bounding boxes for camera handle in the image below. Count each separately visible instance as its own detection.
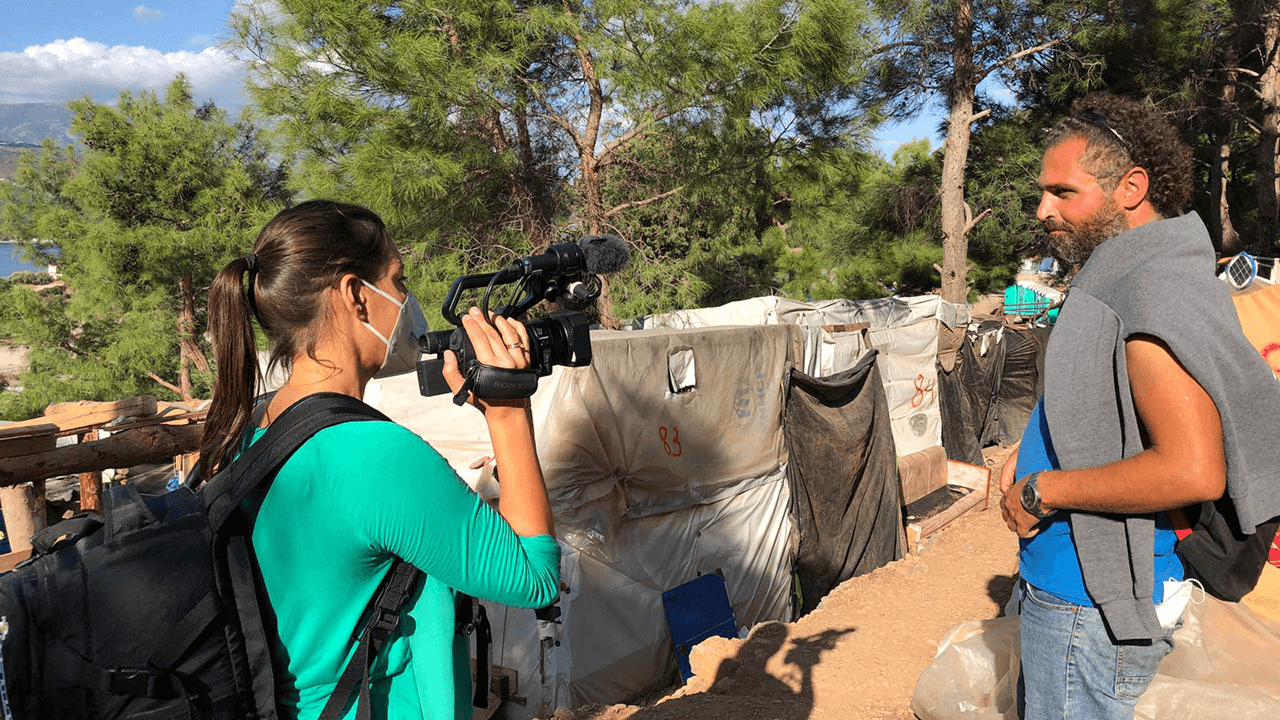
[450,361,540,406]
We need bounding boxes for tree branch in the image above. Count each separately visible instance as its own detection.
[1222,66,1261,79]
[969,108,991,124]
[598,108,673,165]
[148,372,183,397]
[603,186,685,217]
[980,37,1069,81]
[963,207,993,236]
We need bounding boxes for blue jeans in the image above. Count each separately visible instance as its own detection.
[1016,581,1175,720]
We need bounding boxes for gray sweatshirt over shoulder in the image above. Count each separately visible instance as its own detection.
[1042,212,1280,641]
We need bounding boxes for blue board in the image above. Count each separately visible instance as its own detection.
[662,571,738,683]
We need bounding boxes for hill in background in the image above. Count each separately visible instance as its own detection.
[0,103,75,182]
[0,103,74,147]
[0,142,40,182]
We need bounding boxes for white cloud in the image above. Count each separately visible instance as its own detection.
[0,38,247,111]
[133,5,166,23]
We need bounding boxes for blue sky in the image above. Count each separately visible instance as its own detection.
[0,1,943,154]
[0,2,245,110]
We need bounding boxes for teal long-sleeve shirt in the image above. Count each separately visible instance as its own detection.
[248,420,561,720]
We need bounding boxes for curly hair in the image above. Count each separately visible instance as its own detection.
[1044,93,1193,219]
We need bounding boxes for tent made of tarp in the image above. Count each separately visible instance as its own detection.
[368,323,901,717]
[785,352,904,617]
[640,295,970,458]
[936,319,1051,466]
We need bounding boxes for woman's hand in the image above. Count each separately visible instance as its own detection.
[444,308,555,537]
[442,306,533,413]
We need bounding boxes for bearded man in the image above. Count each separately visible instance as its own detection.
[998,93,1280,719]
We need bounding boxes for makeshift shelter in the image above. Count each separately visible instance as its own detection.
[641,295,970,459]
[1231,281,1280,382]
[368,323,903,717]
[785,352,903,616]
[936,319,1051,467]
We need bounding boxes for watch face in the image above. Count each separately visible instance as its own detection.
[1021,479,1037,512]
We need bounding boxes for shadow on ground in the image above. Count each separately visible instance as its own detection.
[615,622,857,720]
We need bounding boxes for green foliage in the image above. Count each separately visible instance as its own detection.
[963,111,1048,294]
[0,76,288,420]
[229,0,878,317]
[769,140,948,301]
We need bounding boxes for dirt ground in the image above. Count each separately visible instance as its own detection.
[557,445,1020,720]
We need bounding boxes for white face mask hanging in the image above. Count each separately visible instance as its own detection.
[360,280,429,378]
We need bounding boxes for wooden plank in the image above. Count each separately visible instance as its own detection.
[0,549,32,575]
[0,483,46,553]
[0,422,60,442]
[0,434,57,460]
[897,446,948,506]
[822,322,871,333]
[904,460,993,554]
[0,424,203,487]
[43,395,157,426]
[0,396,158,440]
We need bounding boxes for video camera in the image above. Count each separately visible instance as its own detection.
[416,234,630,403]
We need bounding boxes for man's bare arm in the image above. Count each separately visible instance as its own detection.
[1003,335,1224,536]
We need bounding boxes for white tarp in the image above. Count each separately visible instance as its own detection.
[640,295,968,457]
[368,323,802,718]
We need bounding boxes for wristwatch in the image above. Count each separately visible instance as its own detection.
[1019,471,1055,518]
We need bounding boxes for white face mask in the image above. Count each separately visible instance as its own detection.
[361,280,429,378]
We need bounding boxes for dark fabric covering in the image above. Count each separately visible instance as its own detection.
[785,351,903,618]
[938,322,1051,465]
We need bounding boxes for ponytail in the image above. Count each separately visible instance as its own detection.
[197,200,394,482]
[198,255,260,482]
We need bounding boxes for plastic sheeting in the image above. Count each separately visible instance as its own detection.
[937,321,1050,465]
[640,294,969,458]
[1231,282,1280,381]
[911,597,1280,720]
[785,352,903,617]
[369,324,803,718]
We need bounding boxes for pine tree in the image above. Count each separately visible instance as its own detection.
[863,0,1107,304]
[228,0,876,323]
[0,76,288,419]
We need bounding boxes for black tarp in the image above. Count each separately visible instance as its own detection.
[784,350,903,618]
[938,321,1051,466]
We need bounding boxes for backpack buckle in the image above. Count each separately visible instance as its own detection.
[371,607,401,637]
[107,668,172,698]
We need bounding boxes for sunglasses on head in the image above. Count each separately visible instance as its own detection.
[1076,111,1133,157]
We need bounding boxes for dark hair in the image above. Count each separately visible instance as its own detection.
[1044,92,1193,218]
[198,200,395,480]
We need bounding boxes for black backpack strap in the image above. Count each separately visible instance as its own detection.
[200,392,390,531]
[198,392,389,720]
[29,514,103,555]
[452,593,492,707]
[318,559,423,720]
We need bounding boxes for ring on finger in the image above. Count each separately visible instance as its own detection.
[506,341,524,350]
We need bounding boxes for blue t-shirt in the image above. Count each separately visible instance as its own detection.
[1016,398,1182,606]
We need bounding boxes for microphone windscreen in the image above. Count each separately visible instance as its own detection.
[578,234,630,274]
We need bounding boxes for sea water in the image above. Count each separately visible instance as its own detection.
[0,244,46,278]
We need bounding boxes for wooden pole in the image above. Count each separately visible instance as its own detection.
[79,429,102,513]
[0,424,203,488]
[0,482,46,553]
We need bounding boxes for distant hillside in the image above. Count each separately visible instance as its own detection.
[0,103,75,146]
[0,143,41,182]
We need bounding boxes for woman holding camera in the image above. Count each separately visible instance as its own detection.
[199,200,559,719]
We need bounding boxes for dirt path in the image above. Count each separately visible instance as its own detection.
[568,446,1020,720]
